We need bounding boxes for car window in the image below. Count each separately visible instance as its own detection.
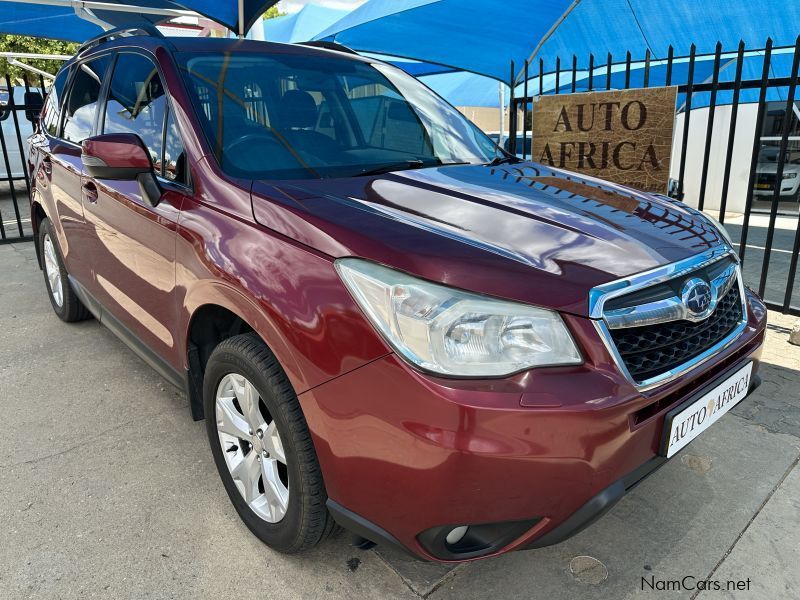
[62,56,111,144]
[177,51,500,180]
[163,109,187,185]
[42,68,70,137]
[103,53,167,170]
[345,79,433,156]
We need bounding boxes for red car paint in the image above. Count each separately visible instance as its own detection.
[28,36,766,562]
[82,133,152,170]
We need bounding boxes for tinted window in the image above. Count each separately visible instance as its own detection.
[43,68,70,137]
[103,53,166,169]
[177,52,499,180]
[163,109,187,184]
[62,56,111,143]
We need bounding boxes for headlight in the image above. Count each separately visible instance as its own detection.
[783,172,797,179]
[335,258,582,377]
[705,213,734,247]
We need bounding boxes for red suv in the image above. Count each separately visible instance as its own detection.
[28,27,766,562]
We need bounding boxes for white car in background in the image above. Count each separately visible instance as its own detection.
[0,86,37,180]
[753,146,800,202]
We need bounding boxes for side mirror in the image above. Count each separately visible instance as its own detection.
[24,91,44,124]
[81,133,161,206]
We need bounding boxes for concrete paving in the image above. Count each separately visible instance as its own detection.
[1,241,799,600]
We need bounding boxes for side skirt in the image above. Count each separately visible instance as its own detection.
[68,275,191,398]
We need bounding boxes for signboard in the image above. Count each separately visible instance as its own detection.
[530,86,677,193]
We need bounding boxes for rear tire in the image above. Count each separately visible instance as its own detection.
[38,218,91,323]
[204,332,335,553]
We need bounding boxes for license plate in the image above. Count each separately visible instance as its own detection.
[663,362,753,458]
[756,183,771,189]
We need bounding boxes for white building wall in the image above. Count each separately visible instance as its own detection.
[669,104,759,215]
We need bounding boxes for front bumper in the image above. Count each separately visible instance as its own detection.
[753,177,800,197]
[298,290,766,562]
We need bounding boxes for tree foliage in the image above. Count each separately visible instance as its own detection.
[0,35,77,84]
[263,6,286,20]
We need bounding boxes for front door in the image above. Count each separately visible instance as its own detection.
[81,51,187,364]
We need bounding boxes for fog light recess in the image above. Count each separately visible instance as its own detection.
[418,518,540,561]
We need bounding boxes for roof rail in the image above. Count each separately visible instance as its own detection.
[78,24,165,54]
[298,40,359,55]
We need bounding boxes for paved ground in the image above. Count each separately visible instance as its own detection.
[1,241,799,600]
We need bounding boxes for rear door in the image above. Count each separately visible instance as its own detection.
[35,56,112,288]
[82,51,189,364]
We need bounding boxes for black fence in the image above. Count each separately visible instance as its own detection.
[509,37,800,316]
[0,73,49,245]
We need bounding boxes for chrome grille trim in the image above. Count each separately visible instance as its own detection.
[590,246,749,392]
[604,262,738,329]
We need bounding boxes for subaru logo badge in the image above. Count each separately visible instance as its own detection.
[682,278,713,317]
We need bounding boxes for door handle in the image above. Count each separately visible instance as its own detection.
[41,156,52,177]
[82,181,98,204]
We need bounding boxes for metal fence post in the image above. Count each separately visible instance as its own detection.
[739,38,774,264]
[718,40,746,224]
[697,42,723,211]
[758,36,800,299]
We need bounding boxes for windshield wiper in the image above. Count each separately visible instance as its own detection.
[486,155,517,166]
[355,160,427,177]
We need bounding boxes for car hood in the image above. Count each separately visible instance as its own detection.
[251,162,726,315]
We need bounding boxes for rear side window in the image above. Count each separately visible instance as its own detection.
[62,56,111,143]
[42,68,70,137]
[102,53,167,170]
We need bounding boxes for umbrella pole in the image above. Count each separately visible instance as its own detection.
[499,83,505,148]
[238,0,245,38]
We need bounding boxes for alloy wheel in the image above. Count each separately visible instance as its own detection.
[215,373,290,523]
[43,233,63,308]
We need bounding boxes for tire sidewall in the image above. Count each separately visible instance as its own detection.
[38,219,69,320]
[204,346,308,552]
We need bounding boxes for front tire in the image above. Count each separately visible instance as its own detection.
[204,333,335,553]
[38,218,91,322]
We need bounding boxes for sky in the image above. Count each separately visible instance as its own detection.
[277,0,366,13]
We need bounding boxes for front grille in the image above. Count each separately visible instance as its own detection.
[608,286,743,383]
[756,173,777,186]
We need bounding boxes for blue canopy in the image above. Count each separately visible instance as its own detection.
[0,0,280,40]
[315,0,576,81]
[423,71,503,107]
[179,0,275,33]
[316,0,800,83]
[0,4,102,41]
[263,4,347,43]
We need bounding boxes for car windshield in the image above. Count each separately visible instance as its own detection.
[176,51,501,180]
[758,147,800,164]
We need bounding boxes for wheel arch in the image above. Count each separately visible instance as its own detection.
[181,281,301,421]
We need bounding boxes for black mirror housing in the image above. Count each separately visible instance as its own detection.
[24,91,44,124]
